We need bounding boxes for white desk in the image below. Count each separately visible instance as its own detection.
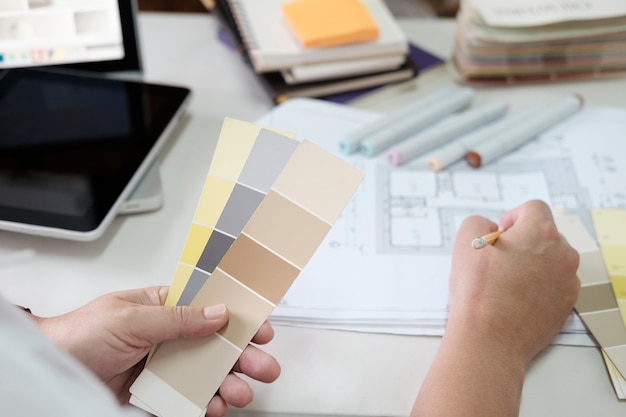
[1,12,625,417]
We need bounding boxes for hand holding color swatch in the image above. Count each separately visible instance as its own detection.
[129,117,364,417]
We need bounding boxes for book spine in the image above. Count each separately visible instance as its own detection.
[227,0,259,50]
[214,0,254,68]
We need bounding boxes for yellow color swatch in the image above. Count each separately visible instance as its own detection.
[593,208,626,245]
[593,208,626,323]
[165,263,195,306]
[193,175,235,226]
[601,245,626,277]
[179,224,214,266]
[281,0,379,48]
[209,118,294,180]
[612,275,626,301]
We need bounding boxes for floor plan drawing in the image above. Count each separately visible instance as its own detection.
[257,98,626,345]
[377,157,591,254]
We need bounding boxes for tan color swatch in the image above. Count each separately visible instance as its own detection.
[244,190,331,268]
[144,334,241,411]
[273,140,364,224]
[191,268,275,349]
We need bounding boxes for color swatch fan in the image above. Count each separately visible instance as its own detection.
[128,117,364,417]
[555,209,626,398]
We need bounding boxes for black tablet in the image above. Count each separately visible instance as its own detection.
[0,68,191,241]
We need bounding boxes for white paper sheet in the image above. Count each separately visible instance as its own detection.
[257,97,626,346]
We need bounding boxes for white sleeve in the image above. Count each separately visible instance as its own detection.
[0,295,148,417]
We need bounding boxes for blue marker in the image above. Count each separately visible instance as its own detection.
[359,87,475,157]
[388,100,509,166]
[466,95,584,168]
[338,86,455,154]
[426,104,545,171]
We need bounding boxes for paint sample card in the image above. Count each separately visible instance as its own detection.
[555,213,626,379]
[592,208,626,322]
[164,119,297,306]
[603,351,626,399]
[592,208,626,399]
[129,117,364,417]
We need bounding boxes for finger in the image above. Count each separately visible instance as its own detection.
[205,394,227,417]
[499,199,552,231]
[232,344,281,383]
[216,373,254,408]
[251,320,275,345]
[108,286,168,307]
[125,303,229,344]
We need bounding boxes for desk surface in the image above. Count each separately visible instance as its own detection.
[1,12,625,417]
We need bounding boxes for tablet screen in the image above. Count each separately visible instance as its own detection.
[0,0,141,73]
[0,68,190,240]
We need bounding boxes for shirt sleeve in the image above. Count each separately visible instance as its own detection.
[0,295,147,417]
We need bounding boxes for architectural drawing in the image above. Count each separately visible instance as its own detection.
[377,157,591,254]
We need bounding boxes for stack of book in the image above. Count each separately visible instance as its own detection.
[452,0,626,85]
[215,0,419,103]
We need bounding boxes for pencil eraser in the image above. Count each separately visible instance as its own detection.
[465,151,482,168]
[388,147,403,166]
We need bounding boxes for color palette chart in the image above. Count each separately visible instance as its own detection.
[128,117,364,417]
[593,208,626,398]
[593,209,626,324]
[555,209,626,398]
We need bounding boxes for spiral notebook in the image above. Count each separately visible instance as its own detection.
[226,0,408,72]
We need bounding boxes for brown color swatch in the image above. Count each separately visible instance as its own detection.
[219,234,300,304]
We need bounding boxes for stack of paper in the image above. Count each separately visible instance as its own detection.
[214,0,419,103]
[452,0,626,85]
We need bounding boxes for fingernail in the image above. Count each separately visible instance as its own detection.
[203,304,226,320]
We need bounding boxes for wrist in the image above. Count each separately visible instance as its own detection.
[446,309,530,372]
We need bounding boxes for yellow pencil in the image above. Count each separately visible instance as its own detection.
[471,230,505,249]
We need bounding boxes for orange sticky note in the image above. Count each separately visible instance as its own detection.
[281,0,379,48]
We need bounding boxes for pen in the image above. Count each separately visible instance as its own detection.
[339,87,454,154]
[472,230,505,249]
[387,100,509,166]
[426,104,545,172]
[465,94,584,168]
[358,87,475,157]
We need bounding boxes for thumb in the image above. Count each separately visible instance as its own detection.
[131,303,229,344]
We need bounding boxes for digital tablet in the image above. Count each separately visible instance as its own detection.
[0,68,191,241]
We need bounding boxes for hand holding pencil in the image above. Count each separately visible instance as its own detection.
[447,199,580,367]
[416,202,581,417]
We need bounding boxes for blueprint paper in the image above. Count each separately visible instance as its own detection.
[257,98,626,346]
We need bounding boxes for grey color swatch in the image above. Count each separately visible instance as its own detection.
[238,129,299,192]
[177,269,210,306]
[216,184,265,236]
[197,231,235,274]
